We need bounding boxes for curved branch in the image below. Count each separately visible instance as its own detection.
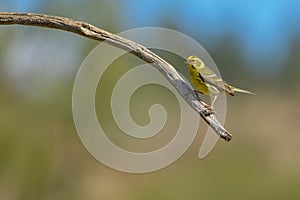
[0,12,232,141]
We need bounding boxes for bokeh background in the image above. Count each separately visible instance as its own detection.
[1,0,300,199]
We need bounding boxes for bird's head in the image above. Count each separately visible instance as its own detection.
[185,55,204,70]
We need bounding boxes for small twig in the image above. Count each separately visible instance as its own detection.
[0,12,232,141]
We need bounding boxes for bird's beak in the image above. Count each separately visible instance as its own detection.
[184,60,189,65]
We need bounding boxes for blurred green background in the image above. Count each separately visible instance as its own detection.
[1,0,300,199]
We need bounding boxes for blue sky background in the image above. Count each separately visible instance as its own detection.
[1,0,300,75]
[122,0,300,74]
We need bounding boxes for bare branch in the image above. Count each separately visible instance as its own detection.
[0,12,232,141]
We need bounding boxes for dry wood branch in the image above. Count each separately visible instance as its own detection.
[0,12,232,141]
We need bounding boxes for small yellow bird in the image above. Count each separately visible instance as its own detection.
[185,55,255,105]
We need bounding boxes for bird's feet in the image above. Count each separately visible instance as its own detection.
[184,90,215,115]
[194,90,215,115]
[201,102,216,116]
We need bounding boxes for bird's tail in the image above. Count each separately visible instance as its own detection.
[232,87,256,95]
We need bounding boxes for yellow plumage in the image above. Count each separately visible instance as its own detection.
[185,55,255,104]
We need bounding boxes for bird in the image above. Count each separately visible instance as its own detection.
[185,55,255,106]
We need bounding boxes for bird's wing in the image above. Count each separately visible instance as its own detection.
[199,65,234,95]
